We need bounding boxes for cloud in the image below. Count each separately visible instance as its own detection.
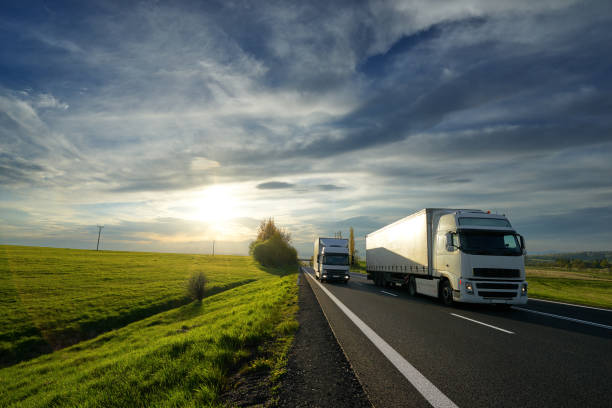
[256,181,295,190]
[1,0,611,254]
[35,93,69,110]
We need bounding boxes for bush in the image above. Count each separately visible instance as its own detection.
[252,233,297,267]
[187,271,207,301]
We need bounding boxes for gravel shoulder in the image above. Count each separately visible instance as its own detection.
[276,271,371,408]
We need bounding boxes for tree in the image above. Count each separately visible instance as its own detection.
[250,217,297,267]
[349,227,355,265]
[256,217,291,243]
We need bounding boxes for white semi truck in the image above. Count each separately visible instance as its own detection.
[314,237,350,283]
[366,208,528,305]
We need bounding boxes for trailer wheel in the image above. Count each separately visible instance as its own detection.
[440,279,453,306]
[408,276,417,296]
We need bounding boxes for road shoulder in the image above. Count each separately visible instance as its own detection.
[276,270,371,407]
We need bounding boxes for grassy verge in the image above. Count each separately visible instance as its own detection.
[526,266,612,309]
[0,245,261,366]
[350,260,367,274]
[0,247,298,407]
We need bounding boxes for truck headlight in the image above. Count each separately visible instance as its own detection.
[465,281,474,294]
[521,283,528,296]
[344,275,349,279]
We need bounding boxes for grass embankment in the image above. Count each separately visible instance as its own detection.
[0,245,298,407]
[526,266,612,309]
[0,245,263,366]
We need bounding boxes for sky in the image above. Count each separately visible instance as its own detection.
[1,0,611,257]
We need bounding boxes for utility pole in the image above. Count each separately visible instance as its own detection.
[96,225,104,251]
[212,240,215,256]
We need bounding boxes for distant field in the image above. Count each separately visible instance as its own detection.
[526,266,612,309]
[0,245,298,407]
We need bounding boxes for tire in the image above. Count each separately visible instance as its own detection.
[440,279,453,306]
[408,275,417,297]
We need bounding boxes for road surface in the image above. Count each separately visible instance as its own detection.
[301,267,611,408]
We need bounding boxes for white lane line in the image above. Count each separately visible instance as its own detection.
[512,307,612,330]
[381,290,398,297]
[530,298,612,312]
[450,313,514,334]
[304,271,458,408]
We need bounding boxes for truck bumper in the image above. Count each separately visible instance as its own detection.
[454,280,528,304]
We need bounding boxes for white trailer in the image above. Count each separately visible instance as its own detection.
[366,209,528,305]
[314,237,350,283]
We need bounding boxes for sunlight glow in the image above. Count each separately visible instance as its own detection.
[191,185,238,225]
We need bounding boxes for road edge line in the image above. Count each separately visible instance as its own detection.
[303,269,459,408]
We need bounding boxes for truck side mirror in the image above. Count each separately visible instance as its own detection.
[317,255,320,263]
[519,235,526,253]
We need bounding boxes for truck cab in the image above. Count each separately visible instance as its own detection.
[314,238,350,283]
[435,210,528,305]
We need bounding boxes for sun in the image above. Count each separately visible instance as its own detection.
[192,185,238,224]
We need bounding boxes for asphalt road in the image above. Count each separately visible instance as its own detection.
[302,267,612,408]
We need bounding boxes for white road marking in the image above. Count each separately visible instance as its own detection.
[530,298,612,312]
[304,270,458,408]
[512,307,612,330]
[450,313,514,334]
[381,290,398,297]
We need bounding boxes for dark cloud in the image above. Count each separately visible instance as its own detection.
[515,206,612,239]
[317,184,345,191]
[256,181,295,190]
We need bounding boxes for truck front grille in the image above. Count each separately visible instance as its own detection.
[476,283,518,290]
[473,268,520,278]
[478,291,516,298]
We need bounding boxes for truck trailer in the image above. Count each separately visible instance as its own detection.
[366,208,528,305]
[314,237,350,283]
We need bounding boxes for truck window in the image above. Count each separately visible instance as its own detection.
[458,231,522,256]
[323,254,348,265]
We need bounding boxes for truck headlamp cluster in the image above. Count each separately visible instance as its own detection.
[521,283,528,296]
[465,281,474,294]
[344,275,349,279]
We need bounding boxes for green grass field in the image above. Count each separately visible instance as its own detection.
[0,245,298,407]
[526,266,612,309]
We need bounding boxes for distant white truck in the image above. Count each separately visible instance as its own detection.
[314,237,350,283]
[366,208,528,305]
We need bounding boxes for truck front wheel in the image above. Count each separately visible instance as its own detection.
[408,276,417,296]
[440,279,453,306]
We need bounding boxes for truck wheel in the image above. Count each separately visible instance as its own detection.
[440,280,453,306]
[408,276,416,297]
[375,272,383,287]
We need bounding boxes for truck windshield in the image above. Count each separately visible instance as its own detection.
[458,231,522,256]
[323,255,349,265]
